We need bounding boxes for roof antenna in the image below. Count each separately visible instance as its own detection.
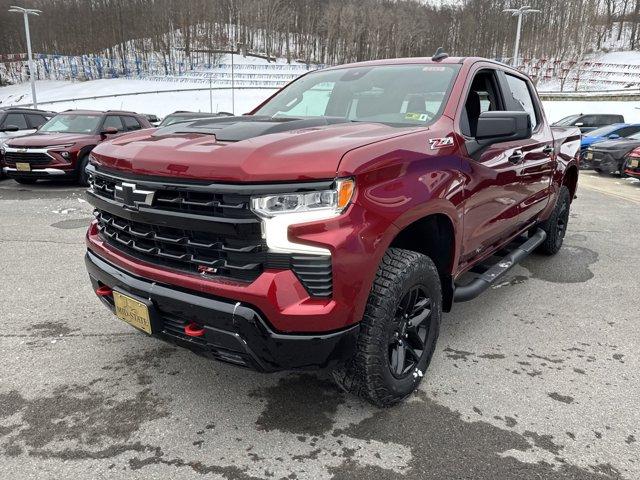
[432,47,449,62]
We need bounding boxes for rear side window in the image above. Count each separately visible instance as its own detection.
[605,115,624,124]
[122,116,142,131]
[2,113,28,129]
[615,126,640,137]
[504,74,538,130]
[26,114,48,129]
[102,115,124,132]
[580,115,599,127]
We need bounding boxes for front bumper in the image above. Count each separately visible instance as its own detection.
[581,151,623,173]
[3,166,73,179]
[624,156,640,179]
[86,250,359,371]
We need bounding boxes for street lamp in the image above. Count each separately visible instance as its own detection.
[504,5,540,68]
[9,5,42,108]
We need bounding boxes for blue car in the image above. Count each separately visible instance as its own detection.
[581,123,640,150]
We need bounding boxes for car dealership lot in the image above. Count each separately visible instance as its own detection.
[0,174,638,480]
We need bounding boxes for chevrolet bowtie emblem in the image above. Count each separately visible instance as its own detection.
[114,182,155,210]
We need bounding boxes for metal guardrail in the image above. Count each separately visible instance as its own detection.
[9,86,277,107]
[538,90,640,101]
[9,86,640,109]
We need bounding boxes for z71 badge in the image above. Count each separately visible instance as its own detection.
[429,137,455,149]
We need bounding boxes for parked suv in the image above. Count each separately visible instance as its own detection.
[0,107,54,142]
[2,109,151,185]
[552,113,625,133]
[84,56,580,406]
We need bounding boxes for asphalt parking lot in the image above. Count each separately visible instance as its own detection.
[0,172,638,480]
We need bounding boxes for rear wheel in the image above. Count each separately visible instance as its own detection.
[14,178,37,185]
[332,248,441,407]
[537,186,571,255]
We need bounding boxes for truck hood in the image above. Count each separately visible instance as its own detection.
[6,132,94,148]
[91,116,421,182]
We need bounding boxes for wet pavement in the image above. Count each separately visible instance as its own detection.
[0,173,638,479]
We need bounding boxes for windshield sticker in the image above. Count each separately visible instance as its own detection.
[429,137,455,149]
[405,112,429,122]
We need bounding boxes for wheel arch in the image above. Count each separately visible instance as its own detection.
[389,213,456,312]
[562,164,579,202]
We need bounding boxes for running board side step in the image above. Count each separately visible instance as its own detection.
[453,229,547,303]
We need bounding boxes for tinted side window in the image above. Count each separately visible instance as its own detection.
[504,74,538,129]
[3,113,28,129]
[461,69,505,137]
[102,115,124,132]
[615,126,640,137]
[26,114,48,129]
[122,116,142,131]
[579,115,598,127]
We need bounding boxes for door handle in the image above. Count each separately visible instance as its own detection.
[542,145,554,155]
[508,149,524,164]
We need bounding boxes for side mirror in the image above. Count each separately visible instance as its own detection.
[0,125,20,132]
[475,111,532,146]
[608,133,620,139]
[100,126,118,139]
[574,122,584,127]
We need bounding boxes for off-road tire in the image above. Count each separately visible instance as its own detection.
[537,185,571,255]
[332,248,441,407]
[77,154,90,187]
[14,177,37,185]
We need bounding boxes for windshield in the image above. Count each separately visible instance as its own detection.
[553,114,581,126]
[254,64,461,127]
[39,114,102,134]
[586,125,623,137]
[158,115,185,127]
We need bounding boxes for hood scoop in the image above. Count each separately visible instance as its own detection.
[153,115,350,142]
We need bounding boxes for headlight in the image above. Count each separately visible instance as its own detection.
[250,178,355,255]
[251,178,354,218]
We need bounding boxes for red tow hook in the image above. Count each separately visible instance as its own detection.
[95,285,113,297]
[184,322,206,337]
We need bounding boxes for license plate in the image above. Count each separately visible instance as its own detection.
[15,162,31,172]
[630,158,639,168]
[113,291,152,334]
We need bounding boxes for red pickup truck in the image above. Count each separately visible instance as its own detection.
[84,55,580,406]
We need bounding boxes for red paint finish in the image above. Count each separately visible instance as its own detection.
[85,57,581,334]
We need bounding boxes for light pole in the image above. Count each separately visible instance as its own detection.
[9,5,41,108]
[503,6,540,68]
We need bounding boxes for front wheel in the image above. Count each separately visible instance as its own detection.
[332,248,441,407]
[77,154,90,187]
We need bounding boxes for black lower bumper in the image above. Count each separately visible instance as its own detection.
[85,250,358,372]
[580,152,622,173]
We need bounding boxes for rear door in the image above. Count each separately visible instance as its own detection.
[500,72,555,227]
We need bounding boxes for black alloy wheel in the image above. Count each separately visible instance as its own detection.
[389,286,432,378]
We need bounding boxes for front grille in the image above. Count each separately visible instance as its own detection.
[4,151,52,165]
[88,167,333,296]
[96,210,265,281]
[92,174,253,219]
